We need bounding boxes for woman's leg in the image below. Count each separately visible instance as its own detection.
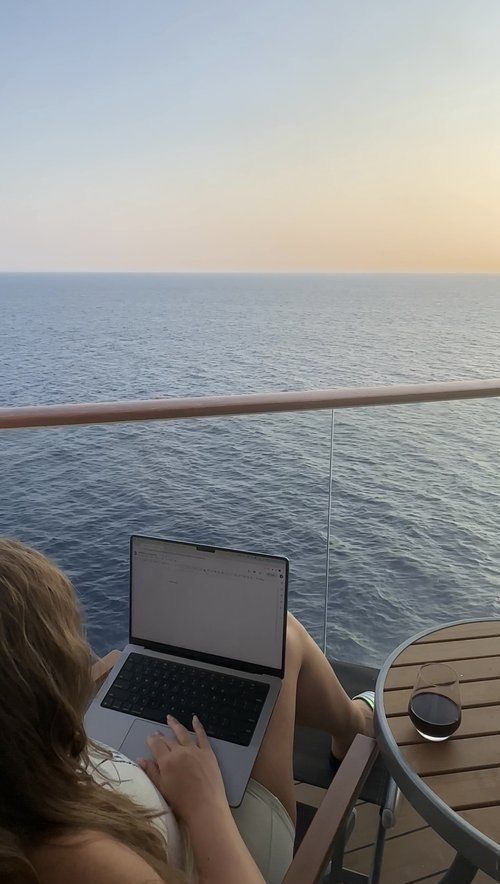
[250,613,373,824]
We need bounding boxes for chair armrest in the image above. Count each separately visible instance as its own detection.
[91,649,122,692]
[283,734,378,884]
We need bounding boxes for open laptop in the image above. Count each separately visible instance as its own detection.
[86,535,288,806]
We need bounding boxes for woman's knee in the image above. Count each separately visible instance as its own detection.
[286,611,310,645]
[284,612,306,671]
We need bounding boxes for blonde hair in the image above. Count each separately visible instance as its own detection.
[0,538,183,882]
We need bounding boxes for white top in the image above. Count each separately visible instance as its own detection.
[88,745,188,873]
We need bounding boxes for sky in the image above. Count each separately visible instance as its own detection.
[1,0,500,272]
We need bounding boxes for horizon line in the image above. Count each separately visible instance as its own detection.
[1,269,500,276]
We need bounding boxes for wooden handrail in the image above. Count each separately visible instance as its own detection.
[0,379,498,431]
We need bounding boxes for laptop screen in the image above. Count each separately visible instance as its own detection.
[130,536,288,674]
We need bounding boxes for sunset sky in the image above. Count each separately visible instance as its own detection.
[1,1,500,272]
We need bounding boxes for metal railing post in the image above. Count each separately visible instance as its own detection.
[323,409,335,655]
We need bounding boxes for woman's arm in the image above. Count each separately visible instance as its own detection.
[180,800,264,884]
[29,831,165,884]
[140,717,265,884]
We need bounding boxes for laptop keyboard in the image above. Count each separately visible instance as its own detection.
[101,653,270,746]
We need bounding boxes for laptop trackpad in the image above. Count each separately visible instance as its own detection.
[119,718,174,760]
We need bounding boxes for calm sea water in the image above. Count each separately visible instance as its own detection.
[0,273,499,665]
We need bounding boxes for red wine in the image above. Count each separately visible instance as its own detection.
[408,692,461,741]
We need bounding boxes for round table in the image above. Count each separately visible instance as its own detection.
[375,618,500,882]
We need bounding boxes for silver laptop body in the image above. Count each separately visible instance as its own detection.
[86,535,288,806]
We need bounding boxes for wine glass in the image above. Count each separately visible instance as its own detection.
[408,663,461,742]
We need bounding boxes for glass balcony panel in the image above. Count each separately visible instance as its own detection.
[325,398,499,666]
[0,410,332,657]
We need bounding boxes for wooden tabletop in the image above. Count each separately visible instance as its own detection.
[375,619,500,880]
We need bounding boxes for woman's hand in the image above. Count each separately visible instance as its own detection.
[138,715,229,824]
[139,715,264,884]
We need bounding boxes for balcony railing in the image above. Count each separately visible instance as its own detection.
[1,379,499,430]
[1,379,499,661]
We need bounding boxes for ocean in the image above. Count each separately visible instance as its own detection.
[0,273,499,665]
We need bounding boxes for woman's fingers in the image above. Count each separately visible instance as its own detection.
[192,714,209,748]
[166,714,193,746]
[137,756,161,789]
[147,731,174,761]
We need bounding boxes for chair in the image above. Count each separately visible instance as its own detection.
[293,659,400,884]
[284,734,379,883]
[91,652,382,883]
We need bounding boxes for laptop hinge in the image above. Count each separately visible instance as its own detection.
[132,638,283,679]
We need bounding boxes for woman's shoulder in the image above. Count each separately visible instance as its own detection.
[28,830,165,884]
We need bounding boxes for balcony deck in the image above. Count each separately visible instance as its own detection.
[293,788,495,882]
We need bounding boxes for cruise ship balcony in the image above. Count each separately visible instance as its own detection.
[1,379,499,882]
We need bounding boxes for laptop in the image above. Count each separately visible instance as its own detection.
[86,535,288,806]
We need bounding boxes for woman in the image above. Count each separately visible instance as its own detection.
[0,539,373,884]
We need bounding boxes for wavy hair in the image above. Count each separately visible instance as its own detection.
[0,538,184,882]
